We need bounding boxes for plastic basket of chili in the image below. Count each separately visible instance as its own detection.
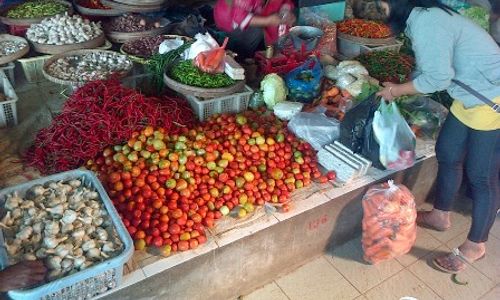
[0,69,18,128]
[185,85,253,121]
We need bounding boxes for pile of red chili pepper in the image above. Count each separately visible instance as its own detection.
[25,79,196,174]
[337,19,392,39]
[78,0,110,9]
[357,51,415,83]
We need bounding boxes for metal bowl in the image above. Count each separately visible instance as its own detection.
[289,26,324,51]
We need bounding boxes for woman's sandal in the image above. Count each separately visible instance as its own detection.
[416,211,450,232]
[432,248,486,274]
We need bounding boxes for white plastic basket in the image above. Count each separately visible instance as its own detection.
[337,36,402,58]
[185,86,253,121]
[0,69,18,128]
[0,62,16,86]
[18,55,51,83]
[0,169,134,300]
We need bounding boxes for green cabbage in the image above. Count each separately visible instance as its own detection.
[460,6,490,31]
[260,73,287,109]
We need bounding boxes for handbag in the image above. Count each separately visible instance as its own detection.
[452,79,500,113]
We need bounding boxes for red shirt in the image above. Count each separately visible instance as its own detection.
[214,0,293,45]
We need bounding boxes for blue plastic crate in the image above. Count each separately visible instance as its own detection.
[0,170,134,300]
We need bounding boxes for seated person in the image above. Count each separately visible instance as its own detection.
[213,0,296,58]
[0,260,47,292]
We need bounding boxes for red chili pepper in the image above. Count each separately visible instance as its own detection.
[24,79,197,174]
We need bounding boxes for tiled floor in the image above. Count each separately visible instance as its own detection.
[242,213,500,300]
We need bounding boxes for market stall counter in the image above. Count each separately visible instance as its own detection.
[94,140,437,300]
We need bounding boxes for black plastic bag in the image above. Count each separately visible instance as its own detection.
[340,94,385,170]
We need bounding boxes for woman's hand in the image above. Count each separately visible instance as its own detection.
[377,82,400,101]
[0,261,47,292]
[265,14,283,26]
[281,11,296,26]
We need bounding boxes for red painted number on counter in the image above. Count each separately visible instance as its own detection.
[308,215,328,231]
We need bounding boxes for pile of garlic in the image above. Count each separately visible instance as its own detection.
[0,40,27,56]
[26,13,102,45]
[46,52,132,82]
[0,178,123,282]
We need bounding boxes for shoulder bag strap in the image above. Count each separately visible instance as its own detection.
[451,79,500,113]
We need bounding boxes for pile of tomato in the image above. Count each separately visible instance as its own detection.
[88,110,326,255]
[337,19,392,39]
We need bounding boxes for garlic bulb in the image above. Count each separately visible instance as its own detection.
[95,228,108,241]
[46,204,64,216]
[62,210,77,224]
[71,228,85,240]
[61,258,73,270]
[16,226,33,241]
[5,192,21,210]
[86,248,101,259]
[44,221,60,236]
[43,236,67,249]
[69,180,81,188]
[46,256,62,270]
[61,223,74,234]
[82,240,96,252]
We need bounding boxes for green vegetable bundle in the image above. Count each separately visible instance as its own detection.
[6,0,67,19]
[147,42,193,92]
[170,60,235,89]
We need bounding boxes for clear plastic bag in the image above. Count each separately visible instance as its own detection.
[287,107,340,150]
[362,180,417,265]
[373,101,416,170]
[398,96,448,140]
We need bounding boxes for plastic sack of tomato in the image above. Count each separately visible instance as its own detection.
[362,180,417,265]
[285,57,323,103]
[194,37,228,74]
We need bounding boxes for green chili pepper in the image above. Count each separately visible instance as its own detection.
[7,1,67,19]
[170,60,234,89]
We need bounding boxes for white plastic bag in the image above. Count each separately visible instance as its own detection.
[185,32,219,60]
[273,101,304,120]
[158,38,185,55]
[373,101,416,170]
[288,107,340,150]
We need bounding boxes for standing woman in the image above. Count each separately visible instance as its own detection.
[213,0,296,58]
[376,0,500,273]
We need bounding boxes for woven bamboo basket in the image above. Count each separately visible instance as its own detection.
[337,32,396,46]
[163,72,246,99]
[42,49,133,86]
[120,35,192,64]
[0,0,73,27]
[105,18,171,44]
[73,0,125,17]
[100,0,165,13]
[0,34,29,65]
[29,33,106,55]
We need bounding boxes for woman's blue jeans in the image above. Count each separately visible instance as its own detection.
[435,113,500,243]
